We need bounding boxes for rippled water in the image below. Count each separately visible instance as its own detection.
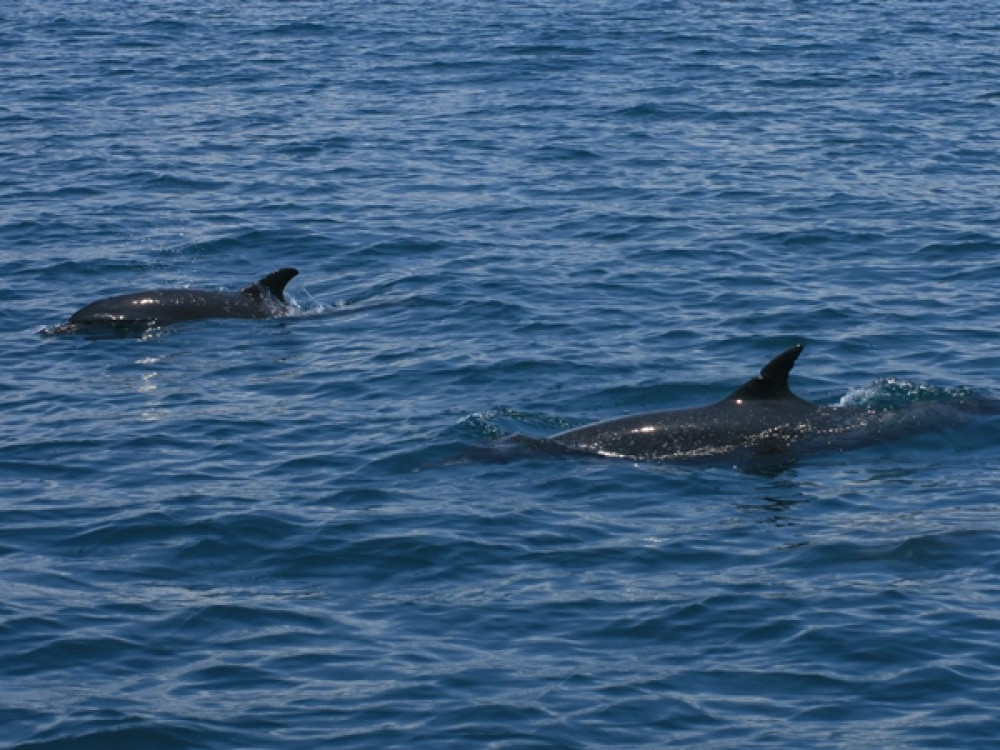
[4,1,1000,747]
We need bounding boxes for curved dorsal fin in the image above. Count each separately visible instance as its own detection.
[726,344,804,401]
[241,268,299,302]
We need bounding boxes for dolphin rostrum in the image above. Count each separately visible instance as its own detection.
[549,344,991,463]
[53,268,299,333]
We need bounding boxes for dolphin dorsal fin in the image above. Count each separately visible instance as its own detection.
[726,344,804,401]
[241,268,299,302]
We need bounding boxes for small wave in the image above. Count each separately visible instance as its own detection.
[458,407,571,440]
[282,286,326,317]
[39,320,169,340]
[254,22,331,38]
[837,378,987,411]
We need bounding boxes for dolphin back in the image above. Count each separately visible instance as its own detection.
[56,268,301,333]
[724,344,804,402]
[551,343,815,461]
[242,268,299,303]
[543,342,995,465]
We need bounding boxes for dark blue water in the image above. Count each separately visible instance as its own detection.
[4,1,1000,747]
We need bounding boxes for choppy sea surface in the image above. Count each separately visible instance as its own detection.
[4,1,1000,747]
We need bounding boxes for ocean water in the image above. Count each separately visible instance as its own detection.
[3,1,1000,747]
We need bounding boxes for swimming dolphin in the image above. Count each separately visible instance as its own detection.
[549,344,992,463]
[54,268,299,333]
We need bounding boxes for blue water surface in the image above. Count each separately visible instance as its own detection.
[3,1,1000,747]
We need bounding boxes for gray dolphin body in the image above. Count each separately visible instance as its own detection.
[549,344,989,463]
[56,268,299,333]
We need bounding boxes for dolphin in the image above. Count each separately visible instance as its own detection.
[53,268,299,333]
[548,344,993,463]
